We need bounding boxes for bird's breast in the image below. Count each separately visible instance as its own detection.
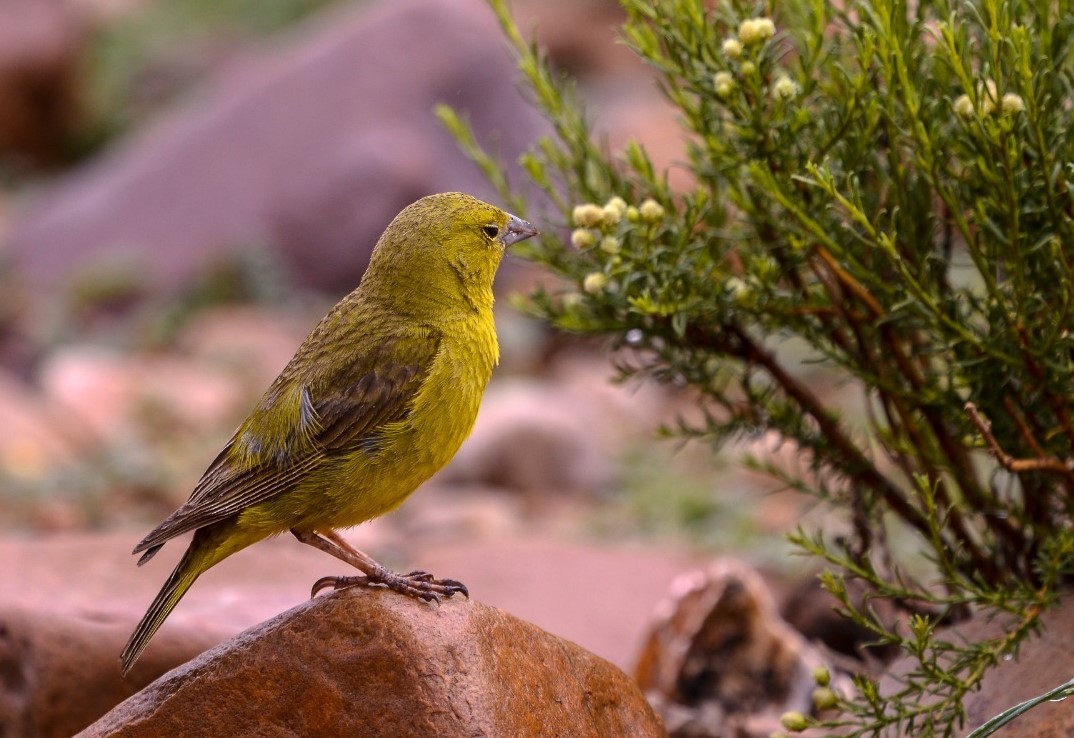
[407,319,497,462]
[356,316,497,511]
[243,315,498,533]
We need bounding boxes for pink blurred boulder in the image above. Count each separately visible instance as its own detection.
[7,0,544,296]
[442,356,675,496]
[79,590,666,738]
[0,368,81,480]
[38,346,244,441]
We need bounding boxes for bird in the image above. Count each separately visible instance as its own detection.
[120,192,538,675]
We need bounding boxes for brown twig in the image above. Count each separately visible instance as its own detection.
[1003,394,1048,459]
[815,245,885,317]
[811,246,1007,564]
[715,322,937,539]
[965,402,1074,481]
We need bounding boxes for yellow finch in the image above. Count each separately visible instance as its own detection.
[121,192,538,675]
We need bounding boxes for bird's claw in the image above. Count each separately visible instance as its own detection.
[310,570,469,602]
[311,574,369,598]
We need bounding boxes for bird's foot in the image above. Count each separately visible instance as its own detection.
[311,569,469,602]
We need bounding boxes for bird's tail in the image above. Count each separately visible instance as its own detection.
[121,540,210,675]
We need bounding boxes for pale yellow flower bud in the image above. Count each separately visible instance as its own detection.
[639,198,665,222]
[738,17,775,45]
[980,78,998,116]
[722,37,743,59]
[739,61,757,76]
[583,272,608,294]
[725,277,750,303]
[953,94,974,118]
[780,711,809,732]
[604,196,628,216]
[571,228,596,249]
[602,203,622,226]
[714,71,735,99]
[813,687,838,711]
[1001,92,1025,114]
[561,292,584,309]
[600,236,621,254]
[772,74,798,100]
[625,206,641,223]
[572,203,604,228]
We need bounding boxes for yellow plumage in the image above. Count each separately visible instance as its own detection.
[121,192,537,675]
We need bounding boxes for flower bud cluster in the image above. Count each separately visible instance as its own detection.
[738,17,775,46]
[954,79,1024,119]
[713,71,735,99]
[712,16,800,105]
[572,196,664,235]
[771,74,799,101]
[570,195,667,296]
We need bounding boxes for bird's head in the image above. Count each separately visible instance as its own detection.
[361,192,538,316]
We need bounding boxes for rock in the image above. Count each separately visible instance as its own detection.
[511,0,633,79]
[443,377,617,495]
[442,355,675,496]
[509,0,689,192]
[414,537,698,672]
[780,572,899,662]
[0,368,81,481]
[30,307,308,454]
[171,305,316,392]
[599,88,693,192]
[0,529,388,669]
[0,531,694,733]
[78,590,666,738]
[0,0,84,164]
[7,0,545,297]
[0,606,222,738]
[635,559,838,738]
[38,345,245,441]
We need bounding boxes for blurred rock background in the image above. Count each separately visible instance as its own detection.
[0,1,853,736]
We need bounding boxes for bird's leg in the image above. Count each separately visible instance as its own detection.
[290,529,468,603]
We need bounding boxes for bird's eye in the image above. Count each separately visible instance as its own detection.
[482,224,499,239]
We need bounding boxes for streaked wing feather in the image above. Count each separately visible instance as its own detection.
[133,455,323,553]
[314,363,426,451]
[133,330,442,554]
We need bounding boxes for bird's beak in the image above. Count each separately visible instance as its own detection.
[503,213,539,247]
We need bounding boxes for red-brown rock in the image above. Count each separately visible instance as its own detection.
[0,606,222,738]
[0,531,694,733]
[79,590,667,737]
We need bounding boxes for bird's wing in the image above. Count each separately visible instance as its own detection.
[132,328,442,557]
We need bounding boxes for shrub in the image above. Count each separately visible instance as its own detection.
[441,0,1074,734]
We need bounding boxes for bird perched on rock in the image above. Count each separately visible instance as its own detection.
[121,192,538,675]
